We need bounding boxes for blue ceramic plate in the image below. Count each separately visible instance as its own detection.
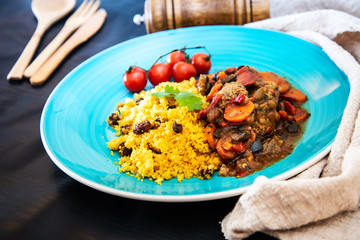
[41,26,349,202]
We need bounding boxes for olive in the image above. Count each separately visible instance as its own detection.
[251,140,263,153]
[286,123,299,133]
[276,131,288,140]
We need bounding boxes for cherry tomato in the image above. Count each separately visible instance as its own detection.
[148,62,171,86]
[166,51,186,68]
[122,66,147,92]
[191,52,212,74]
[172,62,197,82]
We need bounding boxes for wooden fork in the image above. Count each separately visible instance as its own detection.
[24,0,100,78]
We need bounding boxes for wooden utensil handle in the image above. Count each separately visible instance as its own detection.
[7,26,45,80]
[29,40,76,86]
[24,27,73,78]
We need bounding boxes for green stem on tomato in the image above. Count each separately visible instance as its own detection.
[149,46,211,69]
[126,66,134,73]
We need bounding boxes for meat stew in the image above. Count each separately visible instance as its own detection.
[196,66,310,177]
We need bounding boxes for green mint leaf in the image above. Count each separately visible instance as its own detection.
[151,85,180,98]
[151,91,173,98]
[164,85,180,95]
[175,92,203,111]
[152,85,203,111]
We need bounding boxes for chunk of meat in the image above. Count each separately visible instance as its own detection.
[250,81,280,136]
[253,135,295,162]
[206,107,223,124]
[262,137,283,155]
[195,74,211,95]
[215,82,248,109]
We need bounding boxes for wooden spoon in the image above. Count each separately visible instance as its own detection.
[7,0,75,80]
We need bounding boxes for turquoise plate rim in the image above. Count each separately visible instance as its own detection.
[40,25,349,202]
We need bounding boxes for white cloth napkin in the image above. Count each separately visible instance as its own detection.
[221,1,360,239]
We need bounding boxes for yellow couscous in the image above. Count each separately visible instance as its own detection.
[106,78,221,184]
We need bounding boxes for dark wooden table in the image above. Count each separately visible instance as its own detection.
[0,1,275,239]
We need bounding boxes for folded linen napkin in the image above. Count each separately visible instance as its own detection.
[221,5,360,240]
